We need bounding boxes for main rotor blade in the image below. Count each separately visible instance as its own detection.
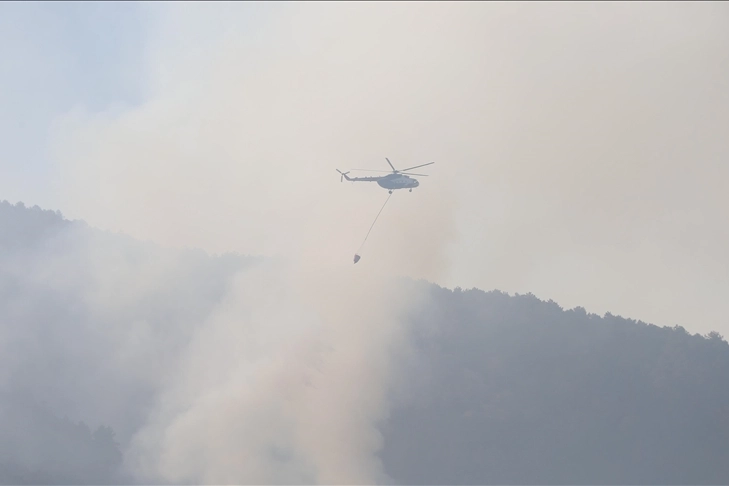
[399,161,434,172]
[349,169,393,173]
[401,172,429,176]
[385,157,397,172]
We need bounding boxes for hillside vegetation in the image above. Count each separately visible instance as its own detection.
[384,284,729,484]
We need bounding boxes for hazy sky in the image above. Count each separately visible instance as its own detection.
[2,1,728,337]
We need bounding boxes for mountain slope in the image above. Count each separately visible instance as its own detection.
[382,285,729,484]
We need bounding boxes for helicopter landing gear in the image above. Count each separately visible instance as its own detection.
[409,189,412,192]
[388,190,393,194]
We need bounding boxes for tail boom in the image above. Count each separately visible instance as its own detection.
[336,169,379,182]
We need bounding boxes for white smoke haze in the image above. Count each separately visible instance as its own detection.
[9,0,721,483]
[51,1,463,277]
[123,259,421,484]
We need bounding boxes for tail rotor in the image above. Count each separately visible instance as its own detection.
[336,169,350,182]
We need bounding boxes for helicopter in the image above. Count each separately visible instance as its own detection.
[336,158,434,193]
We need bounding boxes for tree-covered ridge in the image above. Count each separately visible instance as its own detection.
[382,285,729,485]
[0,200,68,250]
[0,392,124,485]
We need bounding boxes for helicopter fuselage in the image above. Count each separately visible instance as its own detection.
[377,174,419,190]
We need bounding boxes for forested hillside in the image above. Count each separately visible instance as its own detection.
[0,391,124,485]
[2,200,728,485]
[383,285,729,484]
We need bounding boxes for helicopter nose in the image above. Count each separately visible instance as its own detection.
[414,180,419,186]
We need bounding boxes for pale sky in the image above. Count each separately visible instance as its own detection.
[2,1,728,336]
